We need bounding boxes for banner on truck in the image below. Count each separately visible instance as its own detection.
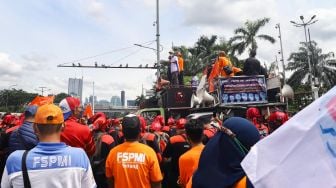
[218,76,267,105]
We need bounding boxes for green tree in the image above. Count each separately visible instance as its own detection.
[54,92,70,104]
[135,94,145,106]
[0,89,37,112]
[229,17,275,55]
[174,35,239,76]
[286,41,336,90]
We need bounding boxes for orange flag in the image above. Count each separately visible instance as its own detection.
[30,96,55,106]
[84,104,93,118]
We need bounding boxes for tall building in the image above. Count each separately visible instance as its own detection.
[121,90,125,107]
[89,95,97,105]
[127,100,136,107]
[98,99,110,107]
[111,96,121,107]
[68,78,83,102]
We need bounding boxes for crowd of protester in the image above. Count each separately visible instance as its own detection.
[0,95,290,188]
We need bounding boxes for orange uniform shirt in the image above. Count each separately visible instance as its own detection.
[178,57,184,72]
[186,174,246,188]
[208,56,233,92]
[178,144,205,187]
[105,141,163,188]
[218,56,233,77]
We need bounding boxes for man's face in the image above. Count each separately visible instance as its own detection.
[73,106,83,118]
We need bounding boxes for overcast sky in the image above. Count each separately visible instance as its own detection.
[0,0,335,102]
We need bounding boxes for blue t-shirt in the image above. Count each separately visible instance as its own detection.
[1,142,96,188]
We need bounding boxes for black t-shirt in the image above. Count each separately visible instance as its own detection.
[243,57,262,76]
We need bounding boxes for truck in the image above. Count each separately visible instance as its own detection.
[137,75,291,125]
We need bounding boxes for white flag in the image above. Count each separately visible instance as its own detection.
[241,86,336,188]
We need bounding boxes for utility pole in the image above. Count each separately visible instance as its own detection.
[36,86,50,96]
[156,0,161,80]
[275,23,286,84]
[92,82,95,114]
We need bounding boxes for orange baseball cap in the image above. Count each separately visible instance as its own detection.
[34,104,64,125]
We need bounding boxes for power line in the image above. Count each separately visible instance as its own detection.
[60,40,156,66]
[35,86,51,96]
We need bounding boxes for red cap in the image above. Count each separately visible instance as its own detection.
[112,118,120,126]
[176,118,187,129]
[2,115,16,125]
[89,112,107,131]
[167,117,175,126]
[246,107,261,120]
[268,111,289,126]
[150,121,162,131]
[154,115,165,126]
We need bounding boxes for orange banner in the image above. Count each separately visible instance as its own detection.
[30,96,55,106]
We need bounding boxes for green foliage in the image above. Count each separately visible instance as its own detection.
[135,94,145,106]
[286,41,336,90]
[0,89,70,112]
[54,92,70,104]
[0,89,37,112]
[229,17,275,55]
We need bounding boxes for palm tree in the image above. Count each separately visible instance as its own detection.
[135,94,145,106]
[229,17,275,55]
[286,41,336,90]
[175,35,219,76]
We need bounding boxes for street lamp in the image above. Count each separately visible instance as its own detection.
[275,23,286,84]
[6,84,17,111]
[290,15,318,100]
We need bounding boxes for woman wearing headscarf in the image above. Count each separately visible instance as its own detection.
[191,117,260,188]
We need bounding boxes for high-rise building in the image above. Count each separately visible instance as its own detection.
[98,99,110,107]
[89,95,97,105]
[68,78,83,102]
[121,90,125,107]
[111,96,121,107]
[127,100,136,107]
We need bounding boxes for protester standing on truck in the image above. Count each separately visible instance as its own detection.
[177,51,184,86]
[243,49,267,77]
[208,51,234,92]
[169,51,180,86]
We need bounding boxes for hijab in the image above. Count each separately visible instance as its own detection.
[192,117,260,188]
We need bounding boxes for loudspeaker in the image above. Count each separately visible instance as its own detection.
[161,87,193,108]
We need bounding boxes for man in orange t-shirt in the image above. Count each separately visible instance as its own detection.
[177,52,184,86]
[208,51,233,92]
[178,119,205,187]
[105,115,163,188]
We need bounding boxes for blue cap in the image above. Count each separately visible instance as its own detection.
[24,105,38,117]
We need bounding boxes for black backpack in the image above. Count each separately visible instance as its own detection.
[91,132,105,175]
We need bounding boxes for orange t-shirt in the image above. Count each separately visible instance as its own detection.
[208,56,233,92]
[218,56,233,77]
[186,175,246,188]
[105,141,163,188]
[178,57,184,71]
[178,144,205,187]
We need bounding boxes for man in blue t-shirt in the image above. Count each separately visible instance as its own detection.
[1,104,96,188]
